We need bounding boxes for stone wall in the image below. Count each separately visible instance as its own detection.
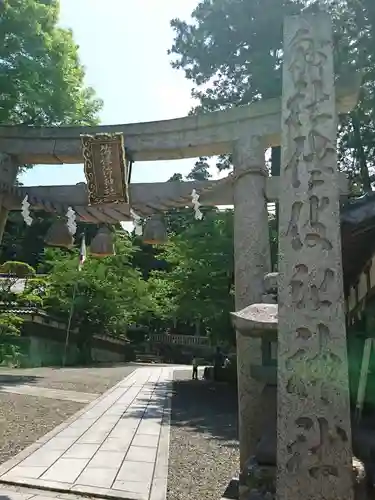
[91,346,124,364]
[0,317,128,367]
[26,335,79,367]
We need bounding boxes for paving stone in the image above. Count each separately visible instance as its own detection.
[3,466,47,480]
[11,479,71,491]
[144,408,163,417]
[100,437,132,452]
[53,428,85,440]
[136,421,161,436]
[62,443,100,459]
[42,437,77,451]
[21,449,62,468]
[83,410,105,420]
[41,458,89,483]
[125,410,144,419]
[109,425,138,439]
[88,451,124,469]
[112,491,144,500]
[69,485,108,497]
[76,467,118,489]
[76,430,110,444]
[99,416,121,425]
[149,477,168,500]
[90,419,118,431]
[116,460,153,483]
[117,394,137,403]
[126,446,157,463]
[154,454,169,476]
[113,417,140,430]
[112,480,150,495]
[68,418,97,429]
[132,434,159,448]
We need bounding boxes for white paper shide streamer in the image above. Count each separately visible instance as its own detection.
[191,189,203,220]
[66,206,77,235]
[21,195,33,226]
[130,209,143,235]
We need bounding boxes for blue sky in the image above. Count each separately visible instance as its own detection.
[20,0,207,187]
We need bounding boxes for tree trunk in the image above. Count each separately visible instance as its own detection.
[352,113,372,192]
[77,327,93,365]
[195,318,200,336]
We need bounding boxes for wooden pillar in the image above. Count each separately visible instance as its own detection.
[277,13,353,500]
[233,134,271,471]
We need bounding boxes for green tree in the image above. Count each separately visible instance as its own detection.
[0,260,39,304]
[0,0,102,126]
[169,0,375,190]
[332,0,375,191]
[0,312,24,364]
[43,236,156,363]
[168,173,183,182]
[152,209,235,343]
[186,157,211,181]
[169,0,303,110]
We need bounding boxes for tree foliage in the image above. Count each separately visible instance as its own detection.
[42,237,156,358]
[169,0,375,189]
[150,209,234,343]
[0,0,102,126]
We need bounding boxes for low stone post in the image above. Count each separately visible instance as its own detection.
[233,134,272,471]
[277,13,353,500]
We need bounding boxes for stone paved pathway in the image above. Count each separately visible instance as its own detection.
[0,366,173,500]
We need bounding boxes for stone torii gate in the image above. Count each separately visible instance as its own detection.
[0,12,360,500]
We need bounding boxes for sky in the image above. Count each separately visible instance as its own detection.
[20,0,211,187]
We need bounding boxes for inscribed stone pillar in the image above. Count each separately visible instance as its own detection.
[0,154,18,244]
[277,13,353,500]
[233,134,271,469]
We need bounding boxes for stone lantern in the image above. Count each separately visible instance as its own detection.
[231,273,278,500]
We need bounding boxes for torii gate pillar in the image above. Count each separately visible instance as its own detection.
[0,154,18,245]
[233,134,271,470]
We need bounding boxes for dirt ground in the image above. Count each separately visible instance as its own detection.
[167,369,239,500]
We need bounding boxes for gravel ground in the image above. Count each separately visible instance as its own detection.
[0,392,83,465]
[0,364,136,394]
[168,369,239,500]
[0,363,136,466]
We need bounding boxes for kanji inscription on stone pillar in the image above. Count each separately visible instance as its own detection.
[277,13,353,500]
